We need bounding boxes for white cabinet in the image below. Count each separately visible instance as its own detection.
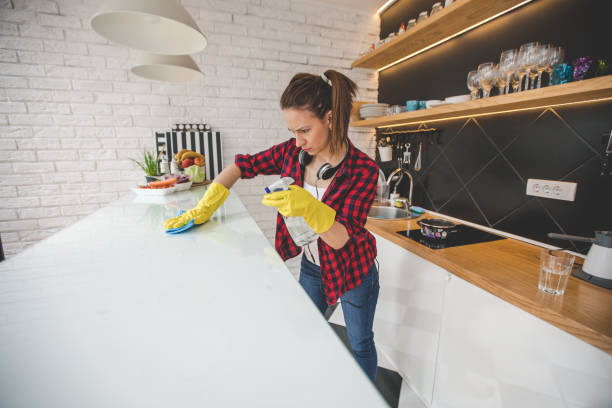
[433,273,612,408]
[332,232,612,407]
[330,232,447,405]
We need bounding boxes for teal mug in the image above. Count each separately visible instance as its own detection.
[406,100,419,111]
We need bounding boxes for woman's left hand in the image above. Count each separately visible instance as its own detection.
[262,185,336,234]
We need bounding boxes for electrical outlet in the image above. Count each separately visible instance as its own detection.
[526,179,577,201]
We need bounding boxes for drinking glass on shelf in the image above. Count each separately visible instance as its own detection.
[499,49,518,94]
[533,44,551,89]
[467,70,480,100]
[431,2,443,15]
[515,65,530,92]
[417,11,428,23]
[518,42,539,91]
[546,46,565,86]
[509,71,521,92]
[494,65,507,95]
[477,62,496,98]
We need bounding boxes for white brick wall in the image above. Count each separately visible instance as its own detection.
[1,0,379,276]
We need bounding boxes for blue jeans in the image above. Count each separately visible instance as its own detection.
[299,255,379,381]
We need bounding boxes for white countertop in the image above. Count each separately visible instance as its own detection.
[0,186,387,408]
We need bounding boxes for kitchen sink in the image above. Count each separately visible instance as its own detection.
[367,205,420,220]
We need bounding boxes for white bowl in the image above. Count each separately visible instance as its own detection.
[132,185,177,196]
[425,100,445,108]
[361,103,389,108]
[173,180,193,192]
[360,113,386,119]
[444,94,471,104]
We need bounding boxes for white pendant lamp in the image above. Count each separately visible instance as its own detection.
[91,0,207,55]
[131,53,203,82]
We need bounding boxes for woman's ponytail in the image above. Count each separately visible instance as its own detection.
[323,70,357,154]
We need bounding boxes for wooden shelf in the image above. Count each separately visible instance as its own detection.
[352,0,531,70]
[350,76,612,128]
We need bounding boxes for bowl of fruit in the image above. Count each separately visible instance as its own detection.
[175,149,206,183]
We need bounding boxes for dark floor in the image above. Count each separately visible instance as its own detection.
[329,322,402,408]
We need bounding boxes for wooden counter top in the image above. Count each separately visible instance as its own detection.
[366,214,612,355]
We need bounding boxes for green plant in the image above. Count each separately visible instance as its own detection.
[130,150,160,176]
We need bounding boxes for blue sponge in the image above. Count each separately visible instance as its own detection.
[165,210,196,234]
[410,206,427,214]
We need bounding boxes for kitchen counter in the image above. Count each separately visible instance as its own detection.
[366,213,612,355]
[0,187,387,408]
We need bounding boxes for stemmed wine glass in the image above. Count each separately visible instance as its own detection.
[509,72,521,93]
[499,49,518,94]
[467,70,480,100]
[477,62,496,98]
[517,42,539,91]
[533,44,551,89]
[494,65,507,95]
[545,46,565,86]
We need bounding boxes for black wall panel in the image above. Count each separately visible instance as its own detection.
[376,0,612,251]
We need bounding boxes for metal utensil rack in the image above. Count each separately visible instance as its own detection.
[375,127,440,164]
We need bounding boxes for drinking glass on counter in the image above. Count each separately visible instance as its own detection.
[477,62,496,97]
[467,70,480,100]
[539,249,575,295]
[417,11,428,23]
[499,49,518,94]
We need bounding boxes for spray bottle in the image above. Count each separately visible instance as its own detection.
[265,177,318,246]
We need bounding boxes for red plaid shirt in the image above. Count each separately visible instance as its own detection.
[235,138,378,305]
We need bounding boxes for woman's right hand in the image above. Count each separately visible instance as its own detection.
[162,182,230,230]
[163,211,195,229]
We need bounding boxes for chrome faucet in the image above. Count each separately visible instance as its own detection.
[387,156,414,207]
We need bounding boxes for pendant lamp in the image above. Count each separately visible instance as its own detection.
[91,0,207,55]
[131,53,203,82]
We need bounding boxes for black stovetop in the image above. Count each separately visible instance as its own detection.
[397,224,506,249]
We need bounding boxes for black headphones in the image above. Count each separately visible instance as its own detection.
[299,141,349,180]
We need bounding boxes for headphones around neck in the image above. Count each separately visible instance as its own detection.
[299,141,349,180]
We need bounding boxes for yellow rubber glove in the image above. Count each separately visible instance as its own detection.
[163,182,229,229]
[262,185,336,234]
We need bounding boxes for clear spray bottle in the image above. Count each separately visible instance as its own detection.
[265,177,318,246]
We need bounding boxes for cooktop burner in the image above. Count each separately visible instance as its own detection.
[397,224,506,249]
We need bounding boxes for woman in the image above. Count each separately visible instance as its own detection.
[164,70,380,381]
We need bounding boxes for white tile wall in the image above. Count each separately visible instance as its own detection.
[0,0,379,275]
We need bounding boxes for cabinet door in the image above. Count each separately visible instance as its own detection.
[330,233,446,405]
[433,274,612,408]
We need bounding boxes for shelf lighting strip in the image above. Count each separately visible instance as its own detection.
[375,96,612,129]
[378,0,534,72]
[376,0,399,15]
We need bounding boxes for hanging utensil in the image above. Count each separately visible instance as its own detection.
[404,142,411,167]
[414,142,422,171]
